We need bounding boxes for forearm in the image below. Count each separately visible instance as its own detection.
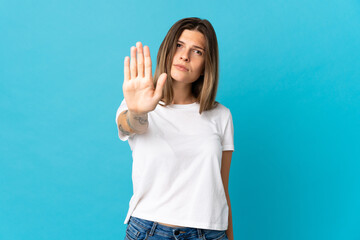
[117,110,149,135]
[225,192,234,240]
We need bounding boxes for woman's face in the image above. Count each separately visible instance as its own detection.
[170,29,206,85]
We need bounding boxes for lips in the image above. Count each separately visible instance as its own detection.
[174,64,189,71]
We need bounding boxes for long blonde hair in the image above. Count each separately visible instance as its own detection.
[153,17,220,114]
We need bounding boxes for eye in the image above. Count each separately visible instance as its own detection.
[194,49,203,56]
[176,43,182,48]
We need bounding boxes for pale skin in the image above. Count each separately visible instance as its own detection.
[117,30,234,240]
[116,41,167,136]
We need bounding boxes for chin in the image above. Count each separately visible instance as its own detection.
[171,71,197,84]
[171,73,187,83]
[171,76,194,84]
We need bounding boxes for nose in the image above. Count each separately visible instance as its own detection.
[179,49,190,62]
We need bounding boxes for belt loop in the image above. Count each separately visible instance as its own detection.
[149,221,158,236]
[197,228,204,238]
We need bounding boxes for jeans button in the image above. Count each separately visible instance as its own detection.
[174,230,180,235]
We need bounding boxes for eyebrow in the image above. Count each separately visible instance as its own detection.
[178,40,205,51]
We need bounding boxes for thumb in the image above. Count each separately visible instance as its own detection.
[154,73,167,101]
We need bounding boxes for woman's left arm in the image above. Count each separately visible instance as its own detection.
[221,151,234,240]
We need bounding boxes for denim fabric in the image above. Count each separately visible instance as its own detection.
[125,216,228,240]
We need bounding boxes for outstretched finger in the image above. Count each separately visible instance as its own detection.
[136,42,144,78]
[130,46,137,79]
[154,73,167,101]
[124,56,130,82]
[144,45,152,79]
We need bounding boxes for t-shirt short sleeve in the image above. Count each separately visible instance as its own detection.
[221,110,235,151]
[115,98,135,141]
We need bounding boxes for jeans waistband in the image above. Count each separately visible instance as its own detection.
[129,216,205,238]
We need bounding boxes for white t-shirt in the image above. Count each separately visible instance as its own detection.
[115,98,235,230]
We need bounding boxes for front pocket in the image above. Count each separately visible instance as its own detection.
[125,232,137,240]
[203,230,227,240]
[125,223,140,240]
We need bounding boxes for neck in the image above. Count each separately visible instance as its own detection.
[171,81,196,104]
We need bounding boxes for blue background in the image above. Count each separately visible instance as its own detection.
[1,0,359,239]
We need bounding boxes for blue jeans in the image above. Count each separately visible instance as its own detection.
[125,216,229,240]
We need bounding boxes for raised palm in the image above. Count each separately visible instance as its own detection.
[123,42,167,114]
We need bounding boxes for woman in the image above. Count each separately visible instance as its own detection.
[116,17,234,240]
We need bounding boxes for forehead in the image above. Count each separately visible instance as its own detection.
[178,29,206,48]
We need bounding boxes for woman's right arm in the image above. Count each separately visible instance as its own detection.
[116,110,148,136]
[118,41,167,137]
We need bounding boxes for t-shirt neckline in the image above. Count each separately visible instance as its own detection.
[159,100,199,109]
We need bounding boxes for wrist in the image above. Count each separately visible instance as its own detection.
[128,110,148,117]
[127,110,149,134]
